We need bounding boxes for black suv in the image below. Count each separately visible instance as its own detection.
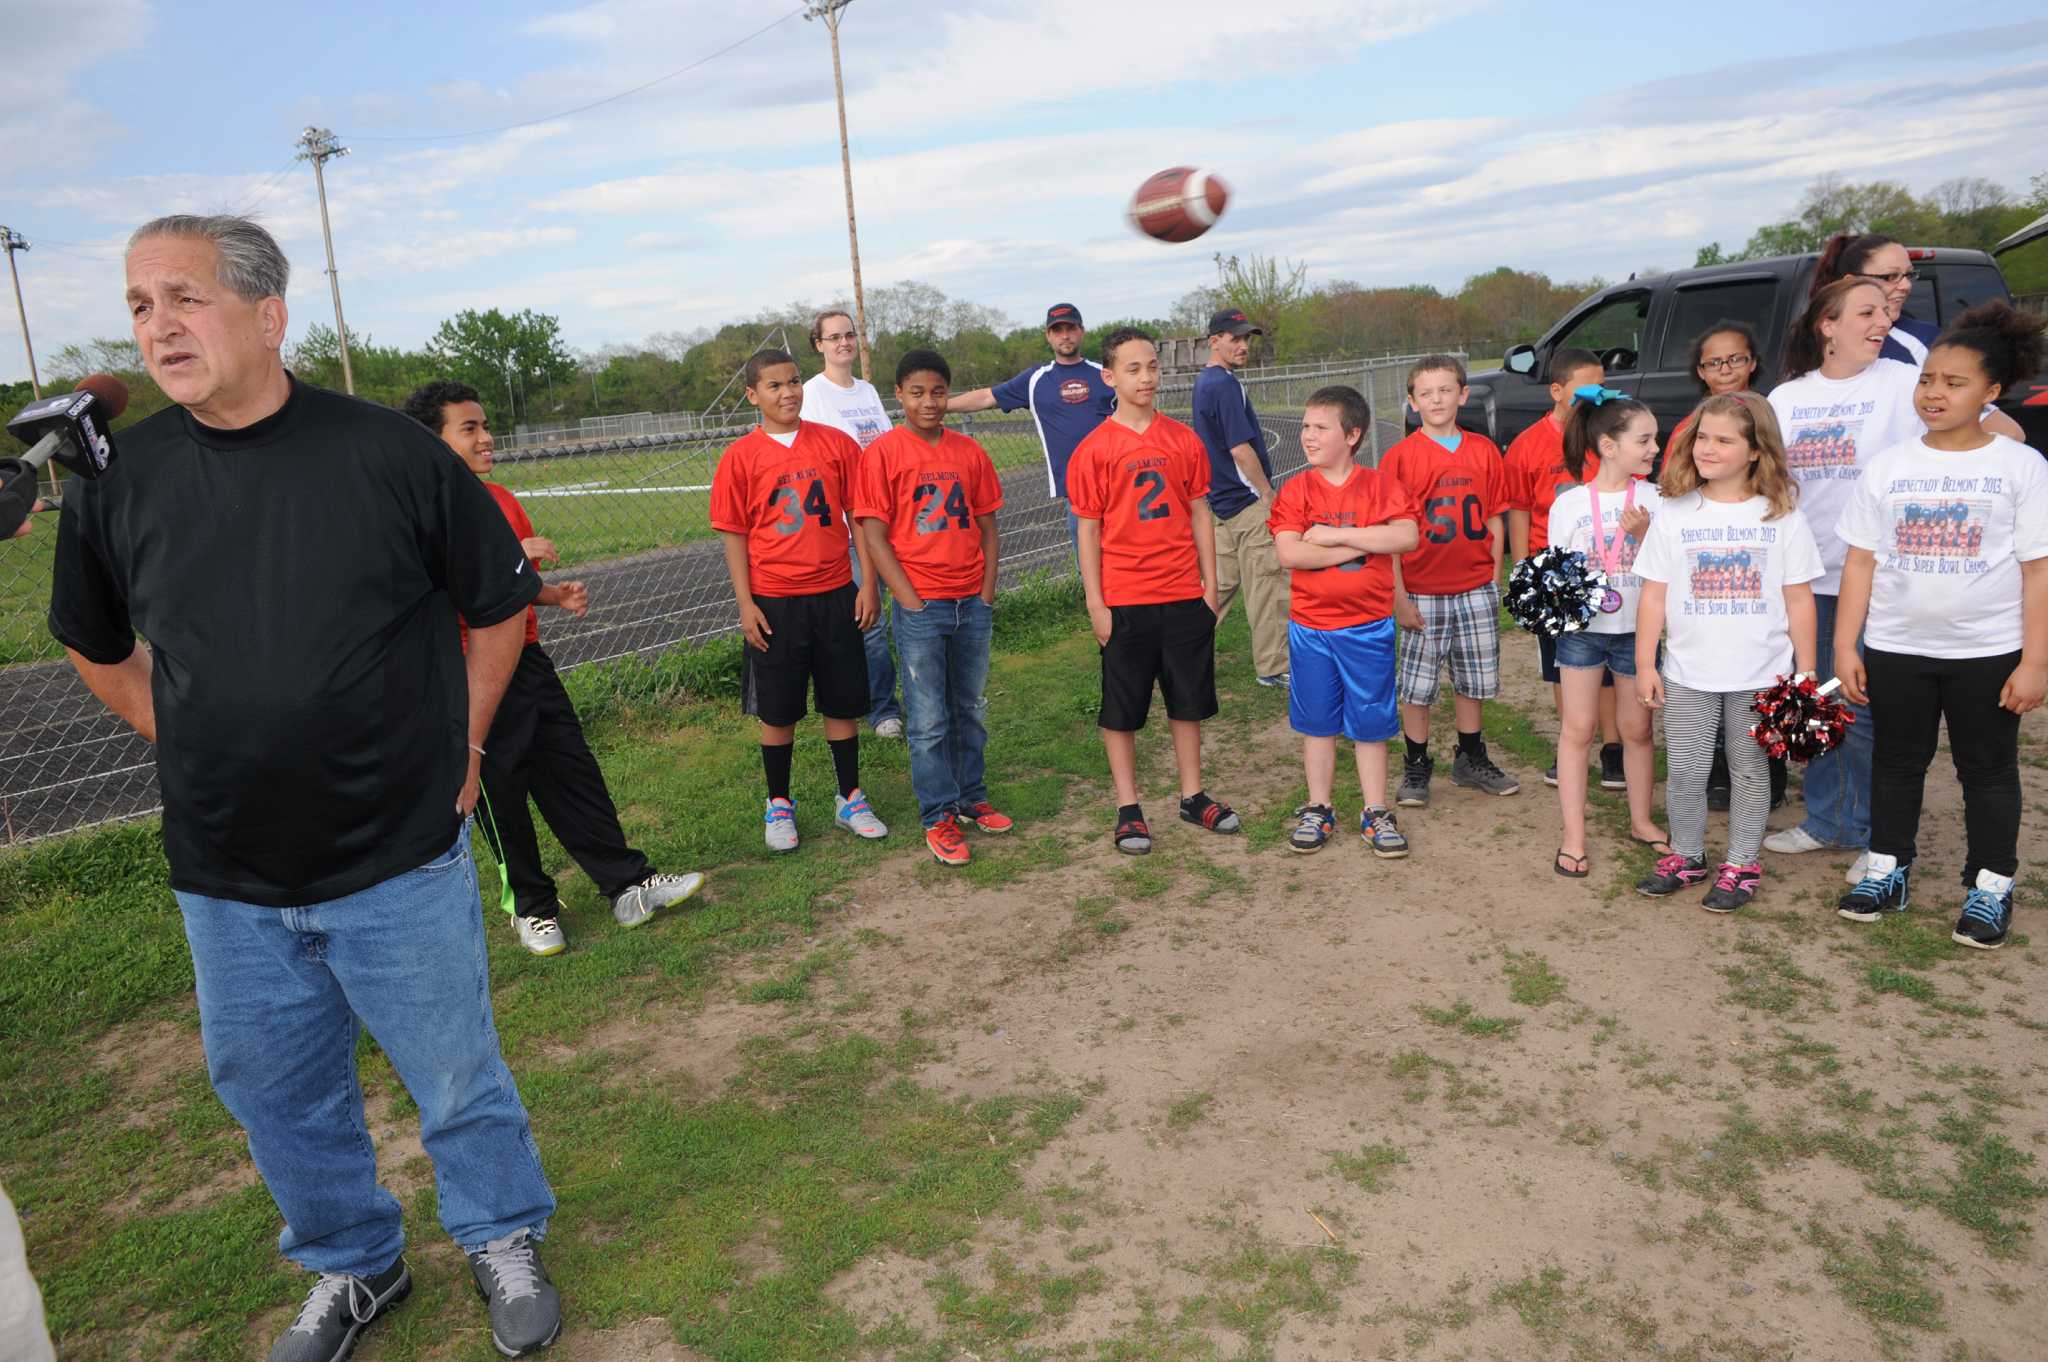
[1442,243,2046,450]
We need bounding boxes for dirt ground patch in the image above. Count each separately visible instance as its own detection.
[768,645,2048,1361]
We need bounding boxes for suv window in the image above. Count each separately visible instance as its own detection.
[1554,291,1651,373]
[1655,278,1776,371]
[1934,263,2010,320]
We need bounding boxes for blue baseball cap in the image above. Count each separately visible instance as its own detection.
[1044,303,1083,328]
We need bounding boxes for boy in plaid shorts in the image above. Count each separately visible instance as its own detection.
[1380,355,1521,804]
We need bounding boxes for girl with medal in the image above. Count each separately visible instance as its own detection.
[1546,387,1668,878]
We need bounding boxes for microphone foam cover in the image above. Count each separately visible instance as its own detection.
[74,373,130,420]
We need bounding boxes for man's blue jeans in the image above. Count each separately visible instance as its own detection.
[1799,592,1872,848]
[176,827,555,1278]
[851,548,902,727]
[893,595,994,827]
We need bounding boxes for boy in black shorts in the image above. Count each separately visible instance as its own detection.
[710,350,889,851]
[1067,328,1239,853]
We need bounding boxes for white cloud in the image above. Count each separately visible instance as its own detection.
[0,0,152,179]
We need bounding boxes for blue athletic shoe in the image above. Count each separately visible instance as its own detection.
[1838,854,1909,922]
[1361,806,1409,859]
[1953,870,2014,951]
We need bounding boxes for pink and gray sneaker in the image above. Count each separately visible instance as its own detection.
[1636,852,1710,898]
[1702,862,1762,913]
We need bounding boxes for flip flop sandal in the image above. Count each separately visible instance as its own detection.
[1632,835,1675,857]
[1555,849,1590,879]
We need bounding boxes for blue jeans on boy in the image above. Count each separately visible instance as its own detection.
[851,547,902,728]
[176,827,555,1279]
[893,595,994,827]
[1798,592,1872,848]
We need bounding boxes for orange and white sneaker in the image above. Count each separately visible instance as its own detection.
[957,801,1013,834]
[925,813,972,866]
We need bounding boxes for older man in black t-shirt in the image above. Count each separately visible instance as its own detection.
[50,216,562,1362]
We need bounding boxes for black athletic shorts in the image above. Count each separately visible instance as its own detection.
[1099,597,1219,731]
[741,583,872,726]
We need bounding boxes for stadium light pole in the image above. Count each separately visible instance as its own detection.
[804,0,872,382]
[295,127,356,395]
[0,227,41,398]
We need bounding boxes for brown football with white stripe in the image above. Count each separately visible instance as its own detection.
[1127,166,1229,243]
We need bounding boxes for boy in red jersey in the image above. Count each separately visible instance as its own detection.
[1269,385,1420,856]
[404,380,704,957]
[1505,347,1623,788]
[711,350,889,853]
[1380,355,1517,807]
[1068,327,1239,855]
[854,348,1009,868]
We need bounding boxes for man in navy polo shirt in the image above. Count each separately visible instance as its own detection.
[1193,308,1289,687]
[947,302,1115,556]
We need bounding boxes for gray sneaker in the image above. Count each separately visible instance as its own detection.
[611,871,704,929]
[1451,744,1521,796]
[1396,755,1432,808]
[268,1258,410,1362]
[468,1230,562,1357]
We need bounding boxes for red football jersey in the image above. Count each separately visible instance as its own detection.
[459,480,541,651]
[709,422,859,597]
[1505,414,1600,553]
[852,426,1004,600]
[1377,429,1507,595]
[1267,464,1416,630]
[1066,413,1213,606]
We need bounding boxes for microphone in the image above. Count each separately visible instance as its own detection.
[1,374,126,539]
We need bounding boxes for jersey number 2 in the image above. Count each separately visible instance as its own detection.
[1133,470,1170,522]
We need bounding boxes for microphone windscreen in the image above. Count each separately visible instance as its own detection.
[74,373,130,420]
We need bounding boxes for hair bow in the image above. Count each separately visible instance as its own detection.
[1572,384,1629,406]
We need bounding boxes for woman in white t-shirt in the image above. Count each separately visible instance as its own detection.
[1545,388,1668,878]
[1833,304,2048,950]
[1634,392,1823,912]
[1762,278,1920,876]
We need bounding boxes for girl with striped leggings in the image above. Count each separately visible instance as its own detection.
[1631,392,1823,912]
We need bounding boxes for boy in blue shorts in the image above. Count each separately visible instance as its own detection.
[1268,385,1421,854]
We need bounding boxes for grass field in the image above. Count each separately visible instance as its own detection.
[8,571,2047,1362]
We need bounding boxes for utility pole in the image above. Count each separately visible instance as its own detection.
[294,127,355,395]
[804,0,871,382]
[0,227,40,398]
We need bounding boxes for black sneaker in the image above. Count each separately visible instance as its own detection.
[1838,856,1910,922]
[1636,853,1709,898]
[1542,760,1559,787]
[267,1258,410,1362]
[1451,744,1520,796]
[1952,872,2015,951]
[1599,743,1626,791]
[1396,755,1433,808]
[468,1230,562,1357]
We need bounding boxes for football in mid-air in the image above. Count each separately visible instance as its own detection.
[1128,167,1229,243]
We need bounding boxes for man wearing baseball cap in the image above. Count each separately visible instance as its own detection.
[1193,308,1289,687]
[947,303,1115,557]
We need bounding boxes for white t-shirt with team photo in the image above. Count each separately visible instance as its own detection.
[1835,433,2048,659]
[1633,493,1825,693]
[1766,359,1924,594]
[1546,479,1664,635]
[800,373,891,449]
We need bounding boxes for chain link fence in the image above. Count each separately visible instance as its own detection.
[0,353,1447,845]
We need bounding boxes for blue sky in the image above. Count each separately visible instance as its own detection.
[4,0,2046,384]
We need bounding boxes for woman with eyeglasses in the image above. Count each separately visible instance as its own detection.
[1809,233,1937,366]
[1678,320,1789,812]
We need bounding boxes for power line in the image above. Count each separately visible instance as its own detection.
[349,8,805,144]
[230,156,304,218]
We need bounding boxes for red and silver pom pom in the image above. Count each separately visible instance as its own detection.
[1749,673,1855,763]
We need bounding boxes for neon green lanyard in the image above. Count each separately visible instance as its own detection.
[471,785,519,917]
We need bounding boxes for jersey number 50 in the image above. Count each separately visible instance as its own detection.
[1423,493,1487,544]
